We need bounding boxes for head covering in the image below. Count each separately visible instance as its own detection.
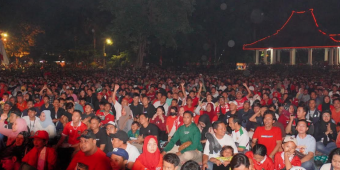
[319,110,334,134]
[136,136,161,170]
[198,114,212,140]
[118,106,132,130]
[204,103,216,122]
[32,130,49,140]
[109,130,129,143]
[322,96,331,112]
[283,136,297,146]
[39,110,53,128]
[107,148,129,160]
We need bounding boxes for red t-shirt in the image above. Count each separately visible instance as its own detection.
[183,105,195,112]
[278,114,290,129]
[245,151,274,170]
[236,97,248,110]
[147,92,156,100]
[62,122,88,145]
[260,99,273,106]
[274,151,301,170]
[192,97,199,107]
[67,149,111,170]
[253,126,282,155]
[150,116,167,131]
[215,103,230,115]
[16,101,28,112]
[96,112,115,125]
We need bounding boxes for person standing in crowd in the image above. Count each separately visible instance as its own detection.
[111,130,140,169]
[314,110,337,155]
[67,130,111,170]
[229,115,250,153]
[132,135,163,170]
[22,130,56,170]
[252,110,282,159]
[106,148,129,170]
[202,121,238,170]
[295,120,316,170]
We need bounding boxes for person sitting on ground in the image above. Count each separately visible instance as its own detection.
[22,130,57,170]
[163,111,203,164]
[117,106,133,133]
[245,144,274,170]
[22,108,40,134]
[151,106,167,141]
[89,116,108,151]
[163,153,180,170]
[320,148,340,170]
[96,102,115,125]
[107,148,129,170]
[286,106,314,135]
[229,115,250,153]
[37,110,56,139]
[127,121,140,140]
[314,110,337,155]
[132,136,163,170]
[274,136,301,170]
[111,130,140,169]
[67,129,111,170]
[197,114,212,148]
[295,120,316,170]
[212,145,234,170]
[229,153,251,170]
[0,150,22,170]
[180,160,200,170]
[0,115,28,146]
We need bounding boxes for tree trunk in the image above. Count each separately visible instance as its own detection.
[136,38,146,68]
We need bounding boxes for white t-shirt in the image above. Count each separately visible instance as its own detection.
[320,163,331,170]
[126,143,140,163]
[203,134,238,159]
[22,116,40,133]
[231,127,250,151]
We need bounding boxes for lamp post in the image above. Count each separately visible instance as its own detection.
[103,38,113,67]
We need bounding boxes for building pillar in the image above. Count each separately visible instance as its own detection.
[329,48,334,65]
[324,48,329,61]
[335,48,339,65]
[263,50,268,65]
[308,48,313,65]
[270,49,275,64]
[255,50,259,65]
[277,50,281,62]
[290,49,296,65]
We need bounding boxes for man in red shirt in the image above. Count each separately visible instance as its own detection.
[55,110,87,149]
[235,83,251,110]
[67,130,111,170]
[96,102,115,125]
[22,130,57,170]
[252,110,282,159]
[16,94,27,112]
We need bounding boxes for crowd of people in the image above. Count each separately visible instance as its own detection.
[0,65,340,170]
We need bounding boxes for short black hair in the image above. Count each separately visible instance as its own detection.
[73,110,82,116]
[65,102,74,110]
[230,153,250,169]
[43,96,50,100]
[183,111,193,117]
[220,145,234,156]
[139,113,149,120]
[133,93,140,98]
[163,153,180,167]
[212,121,225,130]
[131,121,140,127]
[263,110,275,121]
[229,115,241,125]
[180,160,200,170]
[298,105,307,113]
[296,119,309,127]
[333,98,340,103]
[90,116,101,123]
[252,144,267,156]
[66,97,74,102]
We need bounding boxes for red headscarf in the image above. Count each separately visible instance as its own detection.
[136,136,161,170]
[204,103,216,122]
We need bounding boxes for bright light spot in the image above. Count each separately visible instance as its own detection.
[3,38,6,41]
[228,40,235,47]
[220,3,227,10]
[2,33,8,37]
[106,39,113,45]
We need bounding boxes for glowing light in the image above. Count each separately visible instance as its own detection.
[1,33,8,37]
[106,39,113,45]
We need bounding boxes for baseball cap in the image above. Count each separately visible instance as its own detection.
[236,91,242,95]
[85,102,94,109]
[283,136,297,146]
[32,130,49,140]
[4,101,13,107]
[78,130,96,140]
[109,130,129,143]
[249,86,254,91]
[107,148,129,160]
[105,121,117,128]
[229,101,237,105]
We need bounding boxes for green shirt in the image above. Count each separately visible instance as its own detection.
[164,123,203,153]
[128,129,139,139]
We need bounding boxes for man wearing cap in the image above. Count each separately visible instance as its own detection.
[107,148,129,170]
[22,130,57,170]
[218,100,238,125]
[67,130,111,170]
[22,108,40,134]
[111,130,140,169]
[105,121,117,152]
[274,136,301,170]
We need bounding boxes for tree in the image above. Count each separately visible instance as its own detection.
[101,0,195,68]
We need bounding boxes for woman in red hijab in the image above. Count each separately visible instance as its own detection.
[203,103,217,122]
[132,136,163,170]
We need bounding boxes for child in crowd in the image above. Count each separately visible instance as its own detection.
[212,145,234,170]
[245,144,274,170]
[274,136,301,170]
[128,121,140,140]
[163,153,180,170]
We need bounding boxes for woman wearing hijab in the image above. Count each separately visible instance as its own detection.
[195,103,217,123]
[314,110,337,155]
[318,96,334,112]
[132,136,163,170]
[1,131,32,160]
[117,106,133,133]
[37,110,56,139]
[0,115,28,146]
[198,114,212,148]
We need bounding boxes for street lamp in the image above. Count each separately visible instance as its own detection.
[103,38,113,66]
[1,33,8,38]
